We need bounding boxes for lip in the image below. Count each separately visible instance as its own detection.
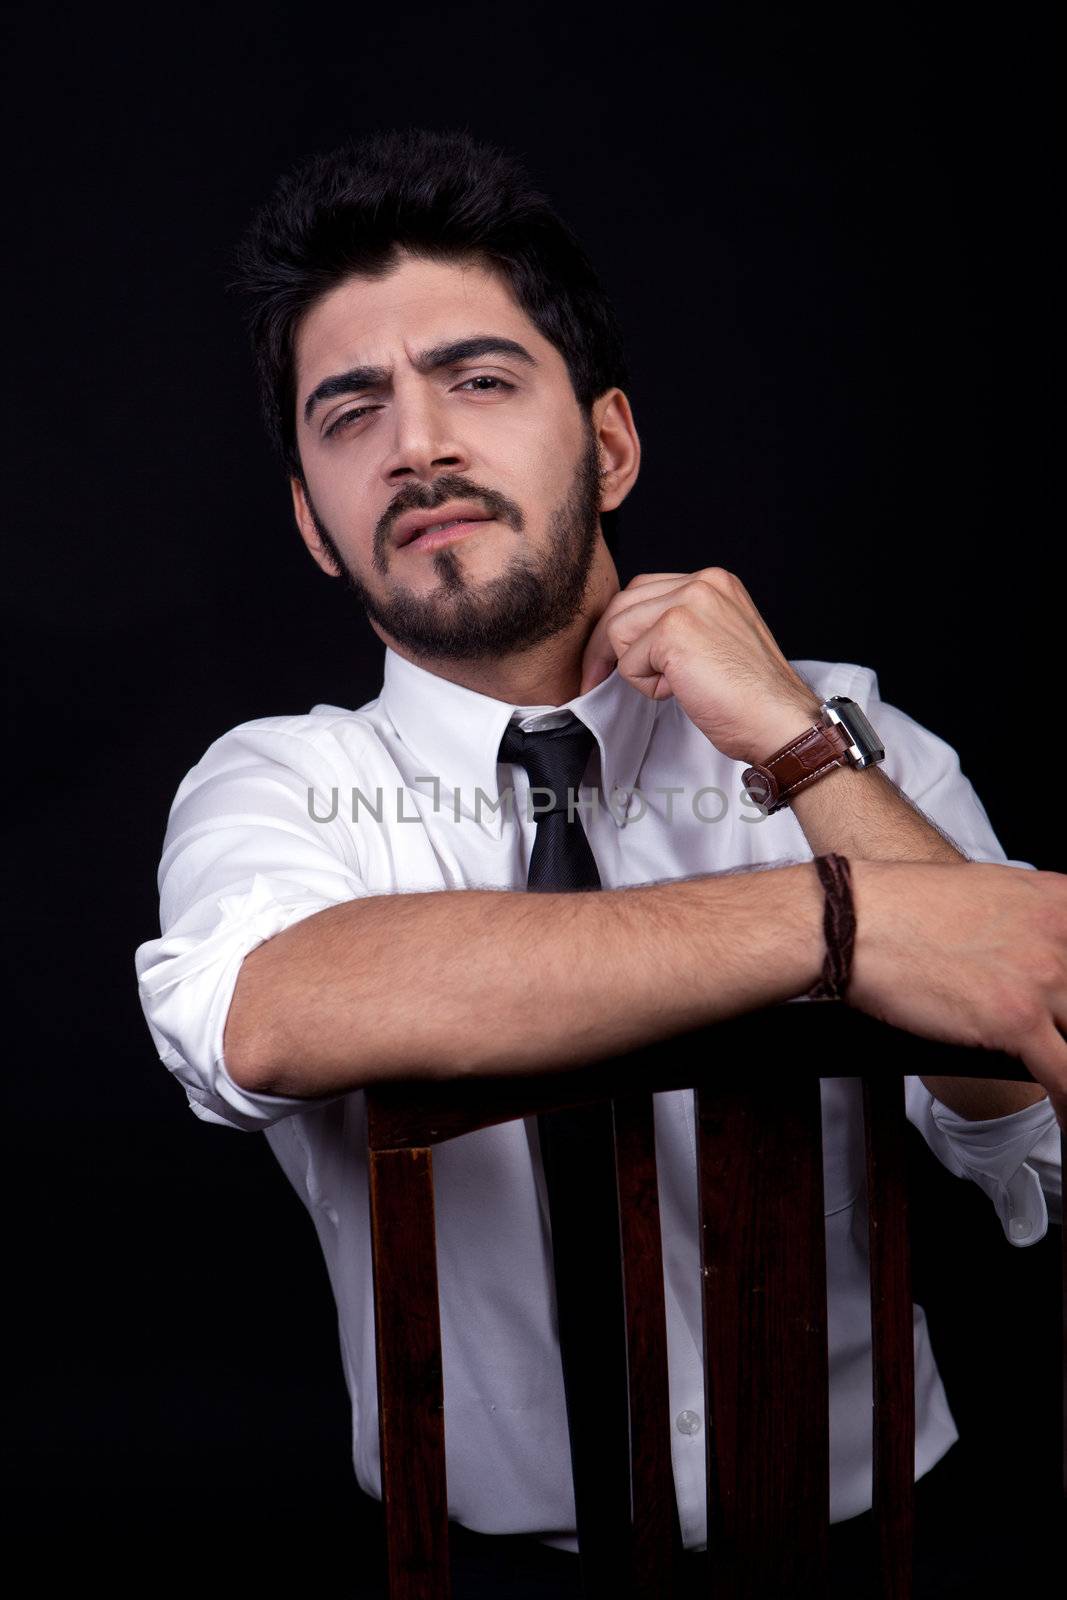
[394,503,496,547]
[402,517,497,554]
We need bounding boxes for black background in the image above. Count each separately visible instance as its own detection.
[6,2,1061,1589]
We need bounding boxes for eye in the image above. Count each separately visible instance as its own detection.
[460,375,513,395]
[324,405,373,437]
[323,375,515,438]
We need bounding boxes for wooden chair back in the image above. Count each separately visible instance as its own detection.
[364,1004,1065,1598]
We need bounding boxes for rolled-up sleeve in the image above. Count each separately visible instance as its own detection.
[134,719,376,1132]
[812,664,1063,1243]
[905,1080,1060,1246]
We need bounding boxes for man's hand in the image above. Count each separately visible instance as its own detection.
[850,859,1067,1129]
[579,568,822,762]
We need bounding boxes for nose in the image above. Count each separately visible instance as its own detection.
[379,378,469,488]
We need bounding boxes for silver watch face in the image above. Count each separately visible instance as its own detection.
[821,697,885,768]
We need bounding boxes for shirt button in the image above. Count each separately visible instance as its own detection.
[675,1410,702,1436]
[1009,1217,1032,1240]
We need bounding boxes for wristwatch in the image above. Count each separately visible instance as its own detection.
[741,696,885,815]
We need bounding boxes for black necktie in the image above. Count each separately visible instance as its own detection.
[497,716,602,892]
[497,714,632,1586]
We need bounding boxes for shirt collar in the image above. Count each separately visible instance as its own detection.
[378,645,658,840]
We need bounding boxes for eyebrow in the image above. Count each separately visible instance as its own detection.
[302,334,539,426]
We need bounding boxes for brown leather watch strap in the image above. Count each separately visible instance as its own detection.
[742,721,853,814]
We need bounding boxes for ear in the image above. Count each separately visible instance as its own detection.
[591,389,641,514]
[290,476,342,577]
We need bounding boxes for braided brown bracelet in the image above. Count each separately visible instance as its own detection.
[806,853,856,1001]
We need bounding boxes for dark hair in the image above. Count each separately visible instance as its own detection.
[227,126,631,556]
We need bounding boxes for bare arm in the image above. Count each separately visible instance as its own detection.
[224,856,1067,1129]
[785,759,1048,1119]
[786,758,965,865]
[225,862,827,1096]
[574,570,1058,1118]
[914,1076,1048,1120]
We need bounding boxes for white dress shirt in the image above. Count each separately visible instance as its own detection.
[134,646,1062,1550]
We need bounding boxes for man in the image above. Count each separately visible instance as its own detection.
[135,128,1063,1595]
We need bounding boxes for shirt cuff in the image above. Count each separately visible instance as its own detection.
[928,1092,1060,1246]
[1014,1120,1063,1228]
[136,871,358,1132]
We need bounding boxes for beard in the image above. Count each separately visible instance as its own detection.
[300,420,604,663]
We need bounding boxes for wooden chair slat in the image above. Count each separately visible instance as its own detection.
[369,1146,451,1600]
[612,1091,686,1596]
[862,1073,915,1600]
[535,1101,634,1598]
[696,1076,830,1598]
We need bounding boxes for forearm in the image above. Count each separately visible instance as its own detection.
[918,1076,1049,1121]
[787,762,965,864]
[224,863,827,1097]
[785,760,1047,1118]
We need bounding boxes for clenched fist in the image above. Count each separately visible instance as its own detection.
[579,567,822,763]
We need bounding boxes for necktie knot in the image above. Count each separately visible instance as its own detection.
[497,716,596,816]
